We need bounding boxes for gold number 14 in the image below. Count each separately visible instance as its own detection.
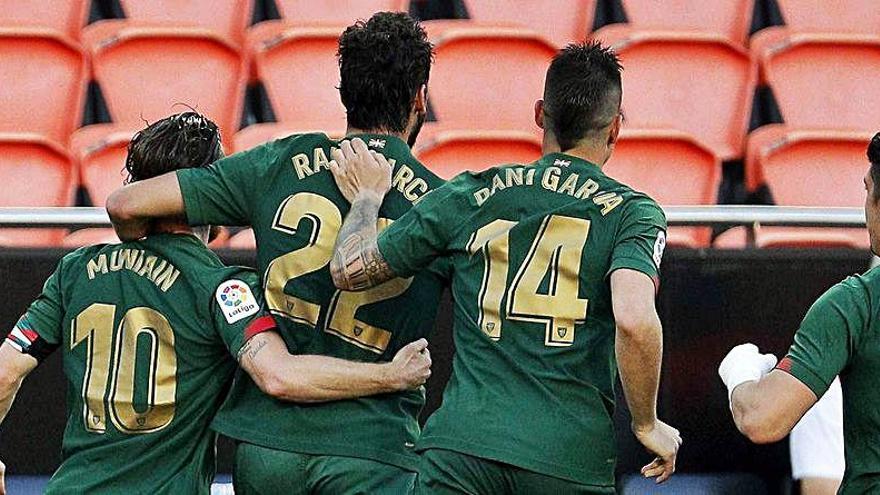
[468,215,590,347]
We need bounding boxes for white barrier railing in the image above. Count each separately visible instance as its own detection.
[0,206,867,228]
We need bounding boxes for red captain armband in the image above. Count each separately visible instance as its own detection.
[5,315,58,362]
[775,356,794,373]
[244,315,277,341]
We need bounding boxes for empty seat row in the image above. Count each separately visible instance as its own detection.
[5,0,880,49]
[7,21,880,165]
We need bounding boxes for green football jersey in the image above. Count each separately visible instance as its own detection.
[778,267,880,494]
[176,133,446,470]
[377,153,668,486]
[6,234,274,494]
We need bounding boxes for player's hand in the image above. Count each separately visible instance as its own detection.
[633,420,681,484]
[0,458,7,495]
[386,338,432,391]
[330,138,393,204]
[718,343,778,399]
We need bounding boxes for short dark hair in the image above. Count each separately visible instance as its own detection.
[543,41,623,151]
[337,12,433,133]
[125,112,223,184]
[867,132,880,201]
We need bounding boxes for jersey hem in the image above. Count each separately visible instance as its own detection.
[415,435,615,487]
[211,418,419,472]
[176,169,206,226]
[607,256,658,281]
[776,355,830,398]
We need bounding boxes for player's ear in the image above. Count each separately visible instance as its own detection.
[414,85,428,114]
[608,113,622,147]
[534,100,545,129]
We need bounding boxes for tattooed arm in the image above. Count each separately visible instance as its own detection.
[237,331,432,403]
[328,138,397,291]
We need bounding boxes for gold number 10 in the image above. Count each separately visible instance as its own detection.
[467,215,591,347]
[72,304,177,434]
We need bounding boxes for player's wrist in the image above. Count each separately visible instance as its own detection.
[353,189,385,205]
[632,418,659,435]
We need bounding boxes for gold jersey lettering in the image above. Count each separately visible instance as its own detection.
[87,254,109,280]
[292,153,311,179]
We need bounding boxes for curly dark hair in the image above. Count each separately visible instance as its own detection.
[543,41,623,151]
[124,112,223,184]
[337,12,433,134]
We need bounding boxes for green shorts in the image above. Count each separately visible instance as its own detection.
[233,441,416,495]
[415,448,616,495]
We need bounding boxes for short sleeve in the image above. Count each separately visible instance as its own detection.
[210,270,277,357]
[776,281,865,398]
[608,199,668,281]
[177,143,273,226]
[6,259,65,360]
[377,186,459,278]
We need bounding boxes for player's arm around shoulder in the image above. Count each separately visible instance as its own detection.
[106,172,186,241]
[328,138,398,291]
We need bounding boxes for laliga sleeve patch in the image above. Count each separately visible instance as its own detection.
[216,280,260,324]
[653,231,667,268]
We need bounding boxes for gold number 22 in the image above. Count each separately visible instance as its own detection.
[467,215,591,347]
[265,193,411,354]
[71,304,177,434]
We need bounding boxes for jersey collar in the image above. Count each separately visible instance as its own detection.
[343,133,412,158]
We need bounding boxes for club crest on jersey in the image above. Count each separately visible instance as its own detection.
[368,138,386,149]
[216,280,259,324]
[553,159,571,167]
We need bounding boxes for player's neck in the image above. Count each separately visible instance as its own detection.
[149,220,206,243]
[346,126,407,143]
[542,135,608,169]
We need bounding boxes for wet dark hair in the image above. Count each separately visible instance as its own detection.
[337,12,433,133]
[543,41,623,151]
[868,133,880,202]
[124,112,223,184]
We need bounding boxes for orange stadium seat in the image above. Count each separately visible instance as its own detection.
[82,21,247,143]
[413,130,542,179]
[248,22,347,132]
[0,135,74,247]
[0,29,86,145]
[463,0,595,47]
[747,127,870,249]
[425,22,557,131]
[118,0,254,45]
[752,29,880,133]
[607,129,721,248]
[594,27,756,160]
[0,0,89,40]
[234,123,346,153]
[619,0,754,46]
[274,0,408,23]
[774,0,880,34]
[70,125,134,207]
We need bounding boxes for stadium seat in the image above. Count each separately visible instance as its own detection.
[774,0,880,34]
[0,28,87,145]
[247,22,347,132]
[274,0,408,24]
[594,27,756,160]
[746,127,871,249]
[0,134,75,247]
[607,129,721,248]
[619,0,754,46]
[0,0,89,40]
[463,0,595,47]
[752,29,880,133]
[118,0,254,45]
[234,123,346,153]
[227,228,255,249]
[82,21,247,143]
[70,125,134,207]
[424,22,557,131]
[413,130,541,179]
